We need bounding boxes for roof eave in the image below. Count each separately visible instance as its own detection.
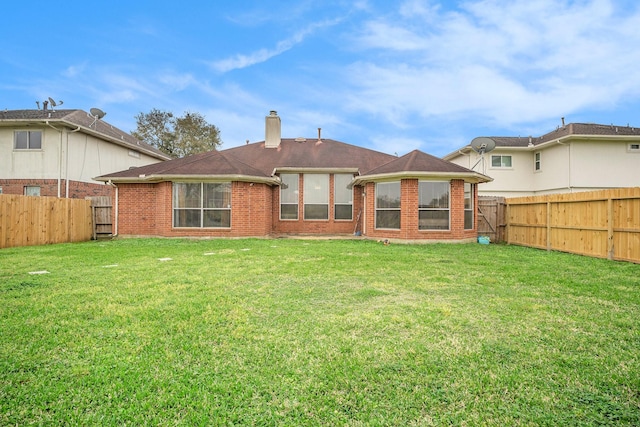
[94,174,281,185]
[352,171,492,186]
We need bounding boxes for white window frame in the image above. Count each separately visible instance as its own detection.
[280,174,299,220]
[490,155,512,169]
[418,181,450,231]
[24,186,41,196]
[464,183,474,230]
[304,174,329,220]
[534,152,541,171]
[334,174,353,221]
[14,130,42,150]
[627,143,640,153]
[375,181,401,230]
[172,182,231,228]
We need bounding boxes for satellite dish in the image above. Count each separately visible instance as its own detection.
[469,137,496,174]
[90,107,106,119]
[470,137,496,154]
[48,97,57,107]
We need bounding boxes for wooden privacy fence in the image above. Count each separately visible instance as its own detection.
[0,195,93,249]
[478,196,506,243]
[507,188,640,263]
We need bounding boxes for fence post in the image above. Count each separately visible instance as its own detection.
[546,201,551,251]
[607,198,614,260]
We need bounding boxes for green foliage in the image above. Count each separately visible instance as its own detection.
[132,109,222,158]
[1,239,639,425]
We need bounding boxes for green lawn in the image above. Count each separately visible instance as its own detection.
[1,238,639,426]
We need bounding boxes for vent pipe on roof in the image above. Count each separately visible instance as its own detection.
[265,110,281,149]
[561,117,565,127]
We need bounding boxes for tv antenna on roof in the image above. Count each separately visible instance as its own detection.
[89,107,107,128]
[470,137,496,174]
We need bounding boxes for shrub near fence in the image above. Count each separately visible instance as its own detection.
[507,187,640,263]
[0,195,93,249]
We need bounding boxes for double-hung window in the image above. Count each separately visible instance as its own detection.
[419,181,450,230]
[375,182,401,229]
[464,183,474,230]
[280,174,299,220]
[304,174,329,220]
[15,131,42,150]
[334,174,353,220]
[173,182,231,228]
[534,152,541,171]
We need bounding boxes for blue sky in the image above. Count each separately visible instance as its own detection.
[3,0,640,157]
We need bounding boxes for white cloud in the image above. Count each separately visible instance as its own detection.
[209,18,343,73]
[344,0,640,129]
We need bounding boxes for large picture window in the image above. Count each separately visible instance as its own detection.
[464,183,474,230]
[334,174,353,220]
[280,174,299,220]
[419,181,450,230]
[304,174,329,220]
[375,182,401,229]
[15,131,42,150]
[173,182,231,228]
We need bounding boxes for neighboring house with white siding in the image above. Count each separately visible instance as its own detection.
[443,122,640,197]
[0,108,170,198]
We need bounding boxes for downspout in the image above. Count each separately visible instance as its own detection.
[66,126,81,198]
[45,121,63,197]
[107,180,118,237]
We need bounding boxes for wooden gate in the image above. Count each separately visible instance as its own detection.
[478,196,506,243]
[89,196,113,239]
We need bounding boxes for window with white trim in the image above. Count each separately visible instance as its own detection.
[280,174,299,220]
[491,155,512,168]
[628,143,640,152]
[304,174,329,220]
[173,182,231,228]
[534,152,541,171]
[419,181,450,230]
[24,186,41,196]
[334,174,353,220]
[464,183,474,230]
[375,182,401,229]
[15,131,42,150]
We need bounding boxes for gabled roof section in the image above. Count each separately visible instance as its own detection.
[354,150,491,185]
[443,122,640,159]
[95,150,278,184]
[0,109,171,161]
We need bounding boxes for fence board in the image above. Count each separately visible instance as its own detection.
[0,195,93,249]
[507,188,640,263]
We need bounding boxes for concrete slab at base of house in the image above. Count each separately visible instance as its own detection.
[108,234,478,245]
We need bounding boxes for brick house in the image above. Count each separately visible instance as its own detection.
[0,108,170,198]
[96,111,491,242]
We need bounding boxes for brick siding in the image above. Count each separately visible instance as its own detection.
[0,179,111,198]
[114,177,477,241]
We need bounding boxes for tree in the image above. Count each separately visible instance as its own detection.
[132,109,222,158]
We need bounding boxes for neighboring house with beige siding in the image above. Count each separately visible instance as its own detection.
[443,122,640,197]
[0,108,170,198]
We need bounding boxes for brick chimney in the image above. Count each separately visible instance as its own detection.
[265,110,281,148]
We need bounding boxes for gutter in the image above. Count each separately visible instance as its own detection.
[351,171,492,187]
[45,121,64,198]
[94,174,282,186]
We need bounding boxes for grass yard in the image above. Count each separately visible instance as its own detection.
[1,238,639,426]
